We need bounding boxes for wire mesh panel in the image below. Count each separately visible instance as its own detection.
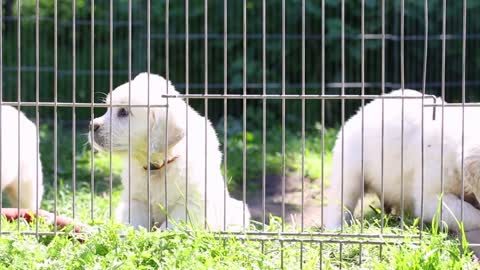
[0,0,480,268]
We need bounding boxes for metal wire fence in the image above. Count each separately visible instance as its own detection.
[0,0,480,268]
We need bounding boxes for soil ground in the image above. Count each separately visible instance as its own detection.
[231,175,383,229]
[232,175,325,229]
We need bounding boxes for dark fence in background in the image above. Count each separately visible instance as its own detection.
[2,0,480,129]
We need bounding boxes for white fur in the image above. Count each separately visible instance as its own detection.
[90,73,250,230]
[324,89,480,233]
[0,106,43,209]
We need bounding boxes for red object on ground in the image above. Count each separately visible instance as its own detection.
[0,208,84,234]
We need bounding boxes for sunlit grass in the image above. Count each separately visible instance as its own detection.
[0,212,476,269]
[0,123,476,269]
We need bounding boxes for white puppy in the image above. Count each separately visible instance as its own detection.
[0,106,43,209]
[324,89,480,234]
[90,73,250,230]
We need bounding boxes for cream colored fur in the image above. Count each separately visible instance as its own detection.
[90,73,250,230]
[324,89,480,234]
[0,106,43,209]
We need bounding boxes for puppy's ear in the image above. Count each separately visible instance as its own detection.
[150,108,185,153]
[166,122,185,149]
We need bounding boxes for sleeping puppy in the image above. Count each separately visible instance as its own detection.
[89,73,250,230]
[323,89,480,238]
[1,106,43,210]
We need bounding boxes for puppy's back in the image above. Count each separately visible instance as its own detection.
[0,106,43,209]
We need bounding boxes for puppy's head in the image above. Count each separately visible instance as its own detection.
[89,73,185,154]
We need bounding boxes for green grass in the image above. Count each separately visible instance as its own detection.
[0,121,477,269]
[0,218,322,269]
[0,213,477,269]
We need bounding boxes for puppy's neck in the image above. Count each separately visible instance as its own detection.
[143,156,179,171]
[129,142,181,168]
[131,151,173,166]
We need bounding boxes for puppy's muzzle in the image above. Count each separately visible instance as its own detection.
[90,122,100,132]
[89,119,105,150]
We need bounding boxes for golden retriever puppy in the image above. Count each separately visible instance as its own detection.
[1,106,43,209]
[89,73,250,230]
[324,89,480,236]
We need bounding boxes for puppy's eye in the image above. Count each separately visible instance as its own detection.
[118,108,129,118]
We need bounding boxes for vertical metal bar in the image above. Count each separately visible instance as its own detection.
[242,0,247,230]
[379,3,386,257]
[223,0,228,231]
[184,0,189,223]
[35,0,40,237]
[339,0,345,264]
[440,0,446,230]
[420,0,429,235]
[299,240,304,270]
[300,0,305,233]
[108,0,113,219]
[281,0,286,231]
[89,0,95,221]
[320,0,325,231]
[319,242,323,269]
[72,0,77,222]
[260,0,267,245]
[460,0,467,225]
[262,0,267,230]
[320,0,325,266]
[400,0,405,232]
[300,1,306,266]
[204,0,209,230]
[360,0,365,229]
[127,0,132,224]
[359,0,365,264]
[380,0,385,235]
[281,0,286,267]
[53,0,58,233]
[164,0,170,229]
[146,0,151,230]
[16,0,21,232]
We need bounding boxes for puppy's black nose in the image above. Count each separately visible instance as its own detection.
[90,123,100,132]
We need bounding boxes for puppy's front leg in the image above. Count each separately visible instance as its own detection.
[116,198,150,229]
[157,205,187,230]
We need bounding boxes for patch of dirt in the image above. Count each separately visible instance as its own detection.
[231,175,325,228]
